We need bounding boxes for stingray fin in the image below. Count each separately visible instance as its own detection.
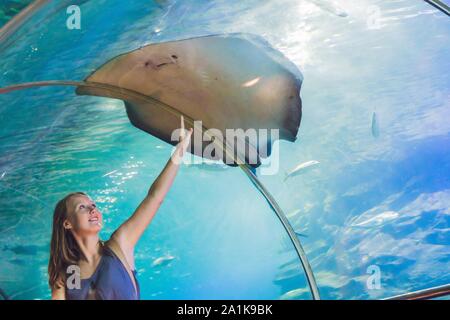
[76,34,303,168]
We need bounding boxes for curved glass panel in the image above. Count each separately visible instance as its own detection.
[0,0,449,300]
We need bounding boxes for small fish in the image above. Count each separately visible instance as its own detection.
[280,288,310,300]
[350,211,399,228]
[371,111,380,138]
[284,160,320,182]
[154,0,170,8]
[3,244,48,256]
[274,267,301,282]
[286,209,301,219]
[186,162,229,172]
[9,258,27,266]
[295,231,308,238]
[151,254,175,268]
[306,0,348,17]
[102,170,118,177]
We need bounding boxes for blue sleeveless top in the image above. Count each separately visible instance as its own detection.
[65,244,140,300]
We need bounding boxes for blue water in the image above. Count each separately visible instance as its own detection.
[0,0,449,300]
[0,1,32,28]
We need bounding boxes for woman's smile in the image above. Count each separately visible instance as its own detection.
[88,215,101,224]
[87,210,102,227]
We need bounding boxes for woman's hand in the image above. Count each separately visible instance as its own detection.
[172,115,193,164]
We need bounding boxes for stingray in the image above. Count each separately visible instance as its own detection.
[76,33,303,169]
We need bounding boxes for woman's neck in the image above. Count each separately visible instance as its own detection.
[74,234,101,264]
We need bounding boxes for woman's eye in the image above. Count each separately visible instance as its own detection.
[79,205,85,209]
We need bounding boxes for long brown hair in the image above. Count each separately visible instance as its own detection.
[48,192,87,290]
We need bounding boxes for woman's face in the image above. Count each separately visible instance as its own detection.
[65,194,103,235]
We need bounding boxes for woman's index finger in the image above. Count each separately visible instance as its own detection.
[180,115,185,138]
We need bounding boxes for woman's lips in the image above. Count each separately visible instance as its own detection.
[88,212,102,227]
[88,216,101,226]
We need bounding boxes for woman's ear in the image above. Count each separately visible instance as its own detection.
[63,219,72,230]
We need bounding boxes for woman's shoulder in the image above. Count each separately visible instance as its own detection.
[101,237,128,263]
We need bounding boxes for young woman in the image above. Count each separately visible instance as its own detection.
[48,117,193,300]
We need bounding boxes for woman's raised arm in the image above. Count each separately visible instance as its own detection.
[111,116,193,264]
